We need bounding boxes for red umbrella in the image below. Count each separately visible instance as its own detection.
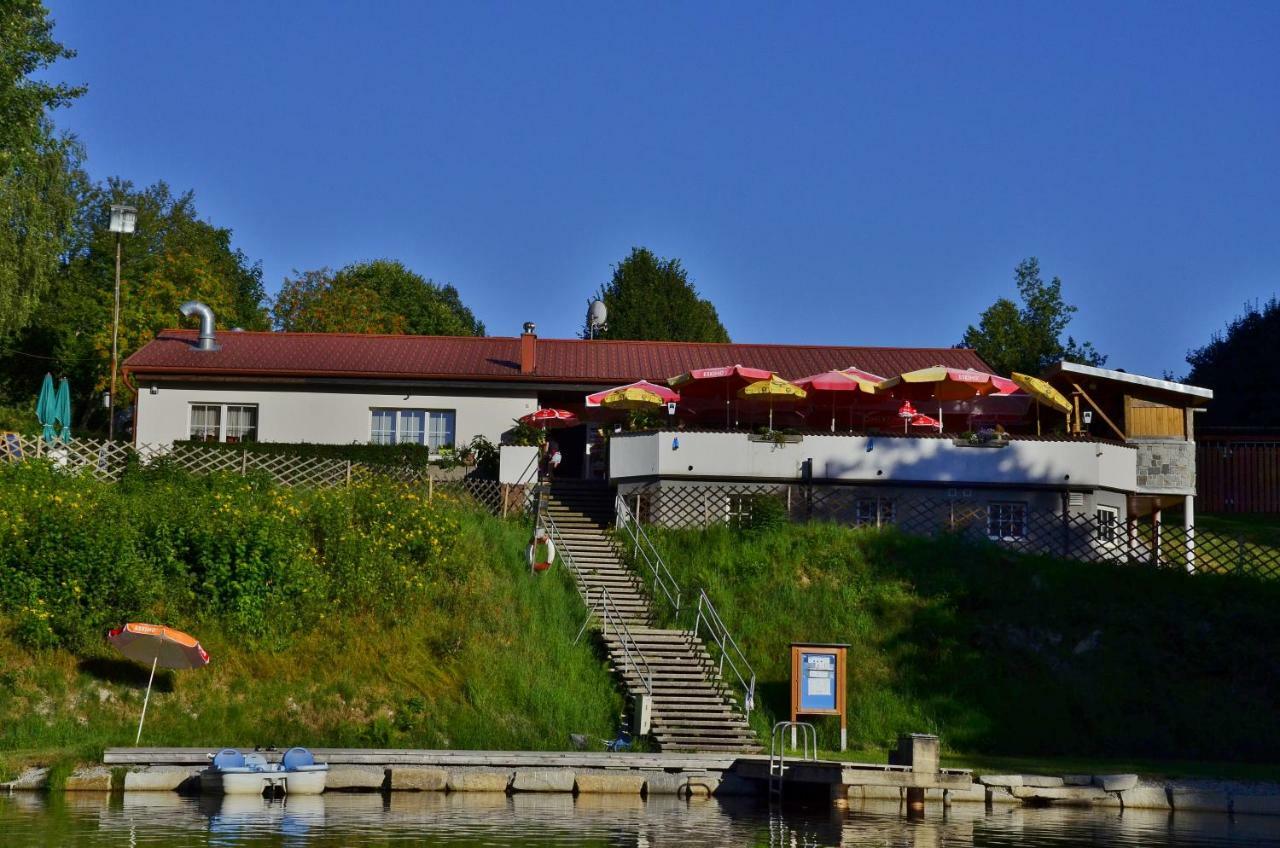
[520,408,579,429]
[794,368,885,432]
[668,365,773,428]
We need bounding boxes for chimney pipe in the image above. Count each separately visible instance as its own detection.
[179,300,219,351]
[520,322,537,375]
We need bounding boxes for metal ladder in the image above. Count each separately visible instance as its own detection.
[768,721,817,799]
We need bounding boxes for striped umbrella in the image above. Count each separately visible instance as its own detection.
[108,623,211,743]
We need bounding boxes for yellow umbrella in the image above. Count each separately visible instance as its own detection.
[1011,372,1072,434]
[599,386,666,411]
[738,375,807,430]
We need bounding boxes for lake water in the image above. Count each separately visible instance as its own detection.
[3,792,1280,847]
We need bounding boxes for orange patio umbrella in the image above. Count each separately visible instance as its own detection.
[108,623,210,744]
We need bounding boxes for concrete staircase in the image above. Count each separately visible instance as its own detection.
[543,481,760,753]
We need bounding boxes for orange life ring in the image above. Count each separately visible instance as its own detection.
[527,534,556,573]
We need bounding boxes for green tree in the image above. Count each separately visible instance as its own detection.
[0,0,86,339]
[272,260,484,336]
[1184,297,1280,427]
[9,179,268,427]
[585,247,730,343]
[960,257,1106,375]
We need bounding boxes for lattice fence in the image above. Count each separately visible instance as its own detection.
[620,482,1280,579]
[0,435,531,517]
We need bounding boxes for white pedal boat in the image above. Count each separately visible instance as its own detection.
[200,747,329,796]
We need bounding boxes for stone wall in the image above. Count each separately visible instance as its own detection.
[1135,440,1195,494]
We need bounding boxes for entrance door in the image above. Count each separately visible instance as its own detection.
[550,425,587,479]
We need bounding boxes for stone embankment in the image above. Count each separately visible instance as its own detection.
[852,772,1280,817]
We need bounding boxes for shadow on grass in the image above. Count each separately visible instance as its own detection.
[77,658,175,692]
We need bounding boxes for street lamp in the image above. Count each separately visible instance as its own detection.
[108,204,137,441]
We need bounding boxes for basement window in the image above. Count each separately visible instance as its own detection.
[987,502,1027,541]
[854,498,895,527]
[1096,506,1119,543]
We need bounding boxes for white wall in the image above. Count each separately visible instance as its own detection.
[134,382,538,448]
[610,431,1139,493]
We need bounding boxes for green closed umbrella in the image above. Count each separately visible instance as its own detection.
[35,373,57,444]
[54,378,72,442]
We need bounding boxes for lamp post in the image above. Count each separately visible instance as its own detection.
[108,204,137,441]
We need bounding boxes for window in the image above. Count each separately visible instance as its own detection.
[1096,506,1120,543]
[190,405,221,442]
[190,403,258,443]
[987,502,1027,541]
[225,405,258,443]
[370,408,456,452]
[855,498,895,527]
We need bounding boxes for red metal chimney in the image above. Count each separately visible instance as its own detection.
[520,322,537,375]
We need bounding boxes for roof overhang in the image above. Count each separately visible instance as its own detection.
[1044,361,1212,404]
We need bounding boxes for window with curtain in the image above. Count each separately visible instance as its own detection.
[369,408,456,453]
[370,409,398,445]
[190,405,221,442]
[225,406,258,443]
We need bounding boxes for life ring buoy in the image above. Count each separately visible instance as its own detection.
[528,534,556,573]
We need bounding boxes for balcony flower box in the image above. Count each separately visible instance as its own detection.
[748,432,804,445]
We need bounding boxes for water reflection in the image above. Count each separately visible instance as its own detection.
[1,791,1279,846]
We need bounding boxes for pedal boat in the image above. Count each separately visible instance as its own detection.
[200,747,329,795]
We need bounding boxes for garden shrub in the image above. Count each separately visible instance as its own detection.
[0,461,465,650]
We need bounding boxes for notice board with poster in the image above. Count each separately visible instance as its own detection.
[790,642,849,750]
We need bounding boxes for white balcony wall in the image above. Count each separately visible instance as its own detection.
[610,431,1138,493]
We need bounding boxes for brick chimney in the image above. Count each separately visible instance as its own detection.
[520,322,537,375]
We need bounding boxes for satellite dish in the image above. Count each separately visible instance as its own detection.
[588,300,607,329]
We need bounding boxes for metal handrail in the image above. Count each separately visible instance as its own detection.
[693,589,757,716]
[542,505,654,698]
[614,493,682,615]
[768,721,818,798]
[574,586,654,697]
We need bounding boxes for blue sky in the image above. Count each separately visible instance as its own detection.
[43,1,1280,378]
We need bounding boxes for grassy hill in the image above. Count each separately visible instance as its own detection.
[649,520,1280,766]
[0,464,621,780]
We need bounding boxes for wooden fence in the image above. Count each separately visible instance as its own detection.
[1,435,531,517]
[1197,437,1280,514]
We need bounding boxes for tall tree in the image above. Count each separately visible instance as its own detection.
[10,179,268,425]
[1184,297,1280,428]
[0,0,86,339]
[960,257,1106,375]
[585,247,730,343]
[272,260,485,336]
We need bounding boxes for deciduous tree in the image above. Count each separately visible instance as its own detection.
[0,0,86,338]
[272,260,484,336]
[960,257,1105,375]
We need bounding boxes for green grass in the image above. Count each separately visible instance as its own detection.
[645,521,1280,769]
[1196,512,1280,546]
[0,499,622,779]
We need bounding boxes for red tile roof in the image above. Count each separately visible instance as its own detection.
[124,329,993,385]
